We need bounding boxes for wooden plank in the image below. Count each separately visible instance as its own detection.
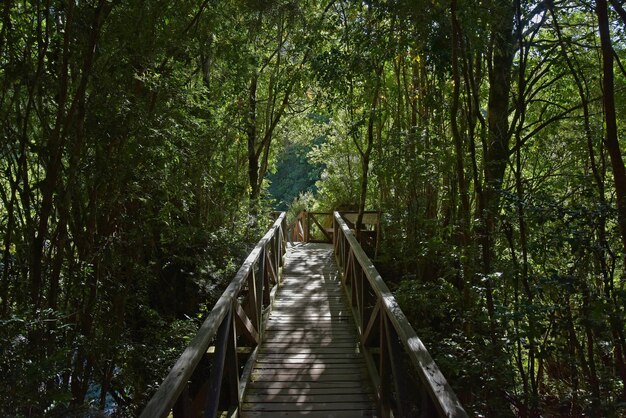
[267,318,353,324]
[268,309,352,314]
[266,312,353,318]
[241,242,376,418]
[265,331,358,346]
[265,327,355,333]
[274,291,344,295]
[242,411,377,418]
[273,297,346,302]
[265,321,355,326]
[244,393,372,403]
[272,300,348,306]
[265,325,355,330]
[259,348,360,355]
[276,292,344,297]
[251,372,367,380]
[276,293,345,298]
[250,373,366,382]
[245,387,373,396]
[270,308,351,314]
[255,355,362,363]
[252,365,367,373]
[243,402,373,411]
[252,361,355,368]
[259,342,359,349]
[247,381,367,390]
[263,336,358,343]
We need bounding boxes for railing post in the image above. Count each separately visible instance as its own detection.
[255,264,263,330]
[223,309,240,415]
[379,310,391,418]
[259,248,269,307]
[281,216,287,264]
[247,270,259,334]
[172,384,192,418]
[386,322,416,418]
[204,308,234,418]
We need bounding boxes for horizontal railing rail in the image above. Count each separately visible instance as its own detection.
[288,210,380,253]
[333,211,468,418]
[140,212,287,418]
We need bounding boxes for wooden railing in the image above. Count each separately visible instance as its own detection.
[288,210,380,252]
[286,211,332,243]
[140,213,287,418]
[333,211,468,418]
[286,211,306,242]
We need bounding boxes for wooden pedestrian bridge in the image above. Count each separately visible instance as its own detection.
[141,212,468,418]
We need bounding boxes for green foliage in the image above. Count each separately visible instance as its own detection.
[268,142,323,210]
[2,0,626,416]
[0,0,277,415]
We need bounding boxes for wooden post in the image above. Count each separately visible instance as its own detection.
[247,271,258,334]
[255,264,263,325]
[223,311,240,411]
[259,248,269,307]
[172,384,192,418]
[379,311,391,418]
[204,308,234,418]
[386,322,415,418]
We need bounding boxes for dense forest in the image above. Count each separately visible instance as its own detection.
[1,0,626,416]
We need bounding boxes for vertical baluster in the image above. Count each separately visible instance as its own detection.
[281,216,286,264]
[379,310,392,418]
[359,268,365,330]
[419,386,436,418]
[247,270,258,334]
[307,211,312,242]
[223,310,240,415]
[204,308,234,418]
[260,247,270,307]
[172,384,192,418]
[386,321,415,417]
[273,233,279,282]
[255,258,263,327]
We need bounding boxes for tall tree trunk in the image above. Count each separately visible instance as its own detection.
[451,0,474,330]
[247,74,259,202]
[481,2,516,415]
[356,67,383,231]
[596,0,626,399]
[596,0,626,262]
[482,0,515,323]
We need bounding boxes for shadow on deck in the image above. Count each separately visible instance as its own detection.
[140,213,468,418]
[241,243,377,417]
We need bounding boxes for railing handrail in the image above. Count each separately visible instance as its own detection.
[333,211,468,418]
[140,212,287,418]
[287,210,381,246]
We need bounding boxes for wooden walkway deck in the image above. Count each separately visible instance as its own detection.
[241,243,378,418]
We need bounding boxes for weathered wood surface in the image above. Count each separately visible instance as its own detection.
[240,243,377,418]
[333,212,468,418]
